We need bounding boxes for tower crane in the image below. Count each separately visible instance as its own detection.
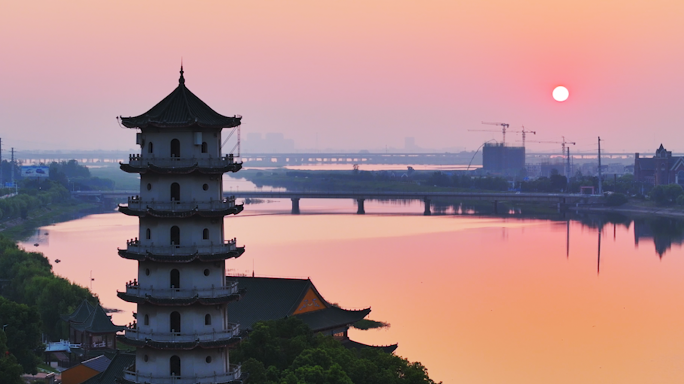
[469,122,510,145]
[527,136,575,155]
[528,136,576,177]
[515,126,536,148]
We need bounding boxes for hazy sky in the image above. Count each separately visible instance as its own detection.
[1,1,683,154]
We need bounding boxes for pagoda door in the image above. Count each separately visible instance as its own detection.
[170,355,181,376]
[170,139,181,158]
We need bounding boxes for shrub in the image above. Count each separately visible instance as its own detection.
[605,193,628,206]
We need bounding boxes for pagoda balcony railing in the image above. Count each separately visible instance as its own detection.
[121,280,239,299]
[122,238,238,256]
[124,196,237,211]
[123,364,241,384]
[125,154,239,168]
[122,323,240,343]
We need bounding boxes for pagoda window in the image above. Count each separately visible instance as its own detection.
[205,314,211,325]
[170,183,180,201]
[170,139,181,157]
[170,355,181,376]
[170,269,180,288]
[145,228,151,240]
[203,228,209,240]
[201,142,208,153]
[148,142,153,154]
[170,312,181,333]
[144,314,149,326]
[170,226,180,245]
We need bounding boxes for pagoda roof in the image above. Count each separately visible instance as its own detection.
[120,66,241,130]
[61,300,96,323]
[227,276,370,333]
[82,351,135,384]
[71,303,125,334]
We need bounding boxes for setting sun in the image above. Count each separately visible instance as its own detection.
[553,86,569,102]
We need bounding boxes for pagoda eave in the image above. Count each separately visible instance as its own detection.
[121,119,241,130]
[118,205,244,218]
[119,163,243,175]
[117,290,246,306]
[117,336,242,350]
[118,247,245,262]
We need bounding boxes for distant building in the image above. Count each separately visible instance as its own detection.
[482,144,525,174]
[634,144,684,186]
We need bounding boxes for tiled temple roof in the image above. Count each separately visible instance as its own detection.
[120,67,241,130]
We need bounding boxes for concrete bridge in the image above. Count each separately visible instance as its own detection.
[72,190,598,215]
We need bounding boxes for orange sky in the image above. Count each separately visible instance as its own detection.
[1,1,683,153]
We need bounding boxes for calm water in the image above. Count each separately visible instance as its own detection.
[20,199,684,384]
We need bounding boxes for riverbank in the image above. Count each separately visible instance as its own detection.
[0,202,100,240]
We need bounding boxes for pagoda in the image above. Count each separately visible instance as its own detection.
[116,66,246,384]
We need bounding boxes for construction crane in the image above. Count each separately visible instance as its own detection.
[513,126,536,147]
[528,136,576,177]
[527,136,576,155]
[469,122,510,145]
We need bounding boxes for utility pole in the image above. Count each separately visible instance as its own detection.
[0,138,3,187]
[597,137,603,195]
[566,147,571,179]
[10,147,14,189]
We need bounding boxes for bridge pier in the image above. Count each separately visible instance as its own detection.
[493,200,498,214]
[423,198,431,216]
[356,199,365,214]
[291,198,300,214]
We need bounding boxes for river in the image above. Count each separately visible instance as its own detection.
[19,180,684,383]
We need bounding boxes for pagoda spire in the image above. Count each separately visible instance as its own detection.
[179,62,185,85]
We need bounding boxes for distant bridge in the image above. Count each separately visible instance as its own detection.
[72,190,598,215]
[18,150,649,166]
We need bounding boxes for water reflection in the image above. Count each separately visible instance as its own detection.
[573,213,684,258]
[17,202,684,384]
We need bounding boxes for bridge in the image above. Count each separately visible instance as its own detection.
[72,190,597,215]
[18,150,649,166]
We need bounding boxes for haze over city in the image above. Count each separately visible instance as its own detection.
[1,1,683,154]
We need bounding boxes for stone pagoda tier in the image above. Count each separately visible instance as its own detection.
[116,67,246,384]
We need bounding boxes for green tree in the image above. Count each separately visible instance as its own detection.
[0,297,43,374]
[233,317,440,384]
[0,330,23,384]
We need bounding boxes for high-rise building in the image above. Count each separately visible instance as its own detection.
[116,67,246,383]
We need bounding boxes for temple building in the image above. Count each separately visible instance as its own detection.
[116,66,246,383]
[228,276,397,353]
[634,144,684,186]
[62,300,123,352]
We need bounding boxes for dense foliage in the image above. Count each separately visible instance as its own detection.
[0,235,97,340]
[0,297,43,373]
[649,184,684,205]
[233,317,440,384]
[0,180,70,220]
[0,330,23,384]
[604,193,628,206]
[49,160,115,190]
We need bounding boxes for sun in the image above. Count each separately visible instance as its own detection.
[553,86,569,102]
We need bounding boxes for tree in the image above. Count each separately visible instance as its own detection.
[0,297,43,374]
[0,330,23,384]
[233,317,440,384]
